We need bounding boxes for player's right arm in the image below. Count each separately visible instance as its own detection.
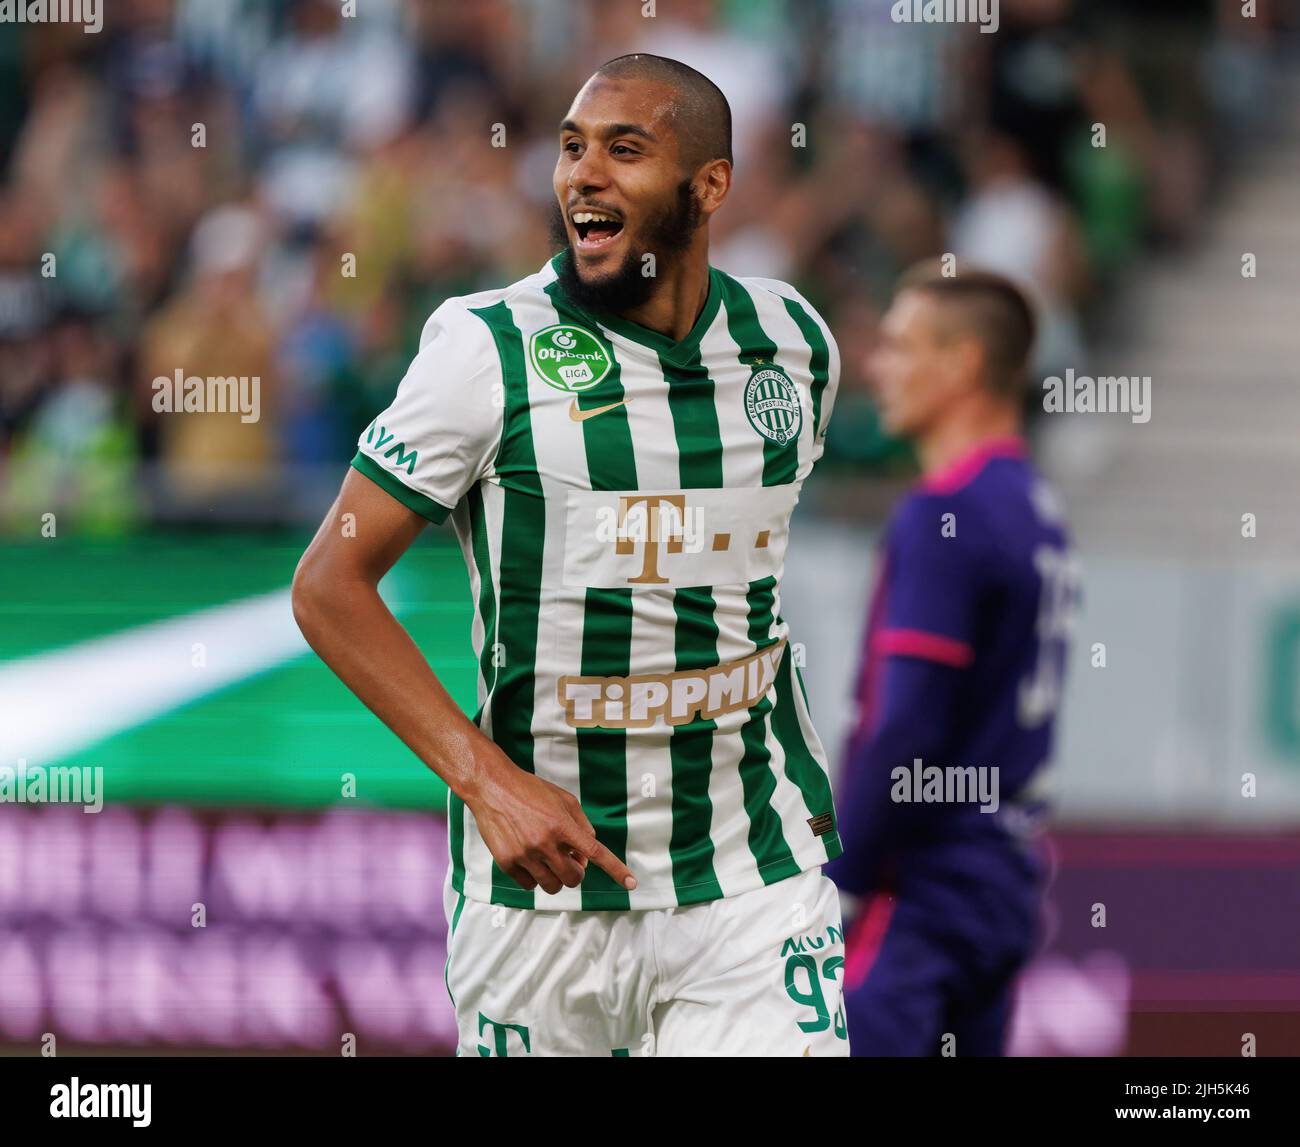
[826,494,985,898]
[291,299,634,897]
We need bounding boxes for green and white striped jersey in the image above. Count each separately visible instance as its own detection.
[353,253,842,910]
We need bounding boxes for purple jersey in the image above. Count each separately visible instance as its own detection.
[828,436,1077,895]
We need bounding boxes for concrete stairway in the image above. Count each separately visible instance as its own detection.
[1043,79,1300,561]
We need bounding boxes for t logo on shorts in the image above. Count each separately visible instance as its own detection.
[477,1014,531,1056]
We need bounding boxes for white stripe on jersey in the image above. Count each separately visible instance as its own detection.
[354,261,842,909]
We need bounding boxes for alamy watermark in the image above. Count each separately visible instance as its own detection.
[0,0,102,34]
[890,0,998,34]
[50,1078,151,1127]
[152,370,261,423]
[596,501,706,552]
[0,759,104,812]
[1043,368,1151,424]
[891,758,1000,814]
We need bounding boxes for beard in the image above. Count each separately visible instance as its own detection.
[548,180,702,314]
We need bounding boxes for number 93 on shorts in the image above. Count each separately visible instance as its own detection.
[443,866,849,1057]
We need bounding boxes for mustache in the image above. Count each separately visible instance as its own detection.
[546,180,699,254]
[565,198,623,221]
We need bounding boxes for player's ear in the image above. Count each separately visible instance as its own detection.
[694,158,731,218]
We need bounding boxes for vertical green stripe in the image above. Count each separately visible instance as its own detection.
[450,484,497,895]
[717,273,806,878]
[447,793,466,894]
[469,300,542,909]
[770,653,841,861]
[717,272,797,487]
[466,483,500,723]
[574,588,633,911]
[663,348,725,488]
[443,889,467,1010]
[781,294,831,439]
[545,283,635,910]
[735,576,800,883]
[660,344,724,901]
[762,297,839,850]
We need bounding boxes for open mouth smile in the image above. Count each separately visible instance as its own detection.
[571,208,625,252]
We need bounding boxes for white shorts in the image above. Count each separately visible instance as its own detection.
[442,867,849,1057]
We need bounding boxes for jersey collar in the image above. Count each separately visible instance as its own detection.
[917,435,1027,495]
[546,251,722,365]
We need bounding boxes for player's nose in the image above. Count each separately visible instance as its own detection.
[567,149,610,194]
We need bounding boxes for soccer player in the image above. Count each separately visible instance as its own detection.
[292,55,847,1057]
[826,263,1077,1057]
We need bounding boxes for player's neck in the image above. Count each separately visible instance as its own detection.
[613,249,711,343]
[917,404,1022,478]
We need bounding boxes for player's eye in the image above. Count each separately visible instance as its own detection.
[562,139,583,155]
[611,144,638,156]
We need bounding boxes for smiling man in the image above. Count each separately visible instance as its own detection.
[292,54,846,1056]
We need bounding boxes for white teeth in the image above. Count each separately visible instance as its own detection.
[572,211,619,224]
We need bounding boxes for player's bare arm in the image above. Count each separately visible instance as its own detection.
[291,468,635,896]
[297,54,845,1054]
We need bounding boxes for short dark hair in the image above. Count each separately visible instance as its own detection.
[897,260,1037,397]
[593,53,733,170]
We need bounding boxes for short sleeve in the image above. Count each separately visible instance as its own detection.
[875,495,985,668]
[743,276,840,455]
[351,299,503,523]
[807,302,840,453]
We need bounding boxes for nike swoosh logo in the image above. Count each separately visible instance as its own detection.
[568,398,627,422]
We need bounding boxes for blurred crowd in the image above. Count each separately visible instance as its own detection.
[0,0,1291,532]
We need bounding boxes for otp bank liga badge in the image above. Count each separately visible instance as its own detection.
[745,363,802,446]
[528,324,613,392]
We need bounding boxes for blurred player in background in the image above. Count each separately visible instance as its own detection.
[294,54,847,1056]
[827,263,1078,1057]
